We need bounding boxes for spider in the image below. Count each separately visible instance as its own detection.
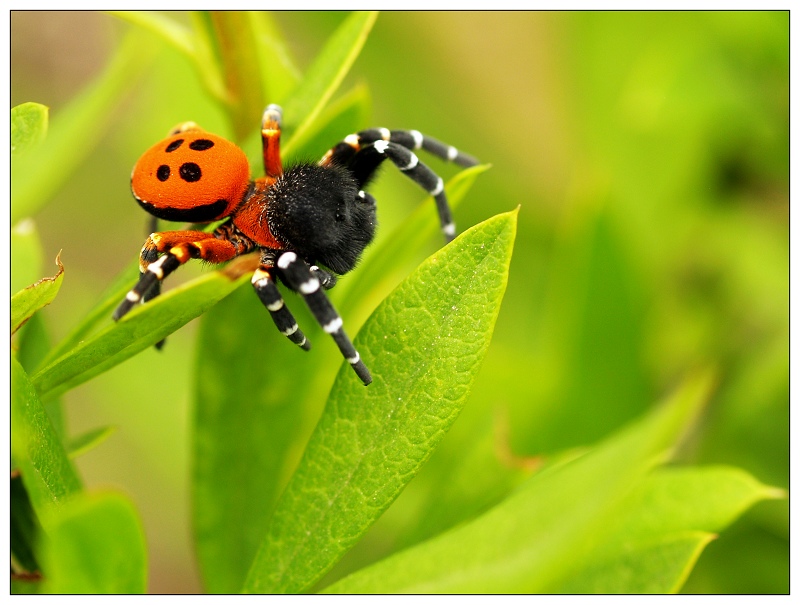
[113,104,479,385]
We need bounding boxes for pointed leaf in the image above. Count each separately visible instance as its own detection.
[243,209,518,594]
[66,426,117,461]
[557,465,785,593]
[282,11,378,157]
[35,261,140,373]
[30,269,250,399]
[12,254,64,335]
[324,370,714,593]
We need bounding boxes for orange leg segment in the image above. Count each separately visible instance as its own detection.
[261,104,284,178]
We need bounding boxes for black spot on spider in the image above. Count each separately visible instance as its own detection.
[165,139,184,152]
[179,162,202,182]
[189,139,215,151]
[156,165,170,181]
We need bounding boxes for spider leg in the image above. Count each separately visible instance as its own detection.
[310,265,338,290]
[319,129,478,243]
[276,251,372,385]
[113,231,241,321]
[261,104,283,178]
[251,265,311,351]
[319,128,479,175]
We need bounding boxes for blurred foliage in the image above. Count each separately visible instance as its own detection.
[10,11,787,594]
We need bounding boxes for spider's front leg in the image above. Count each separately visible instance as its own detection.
[113,230,242,321]
[274,251,372,385]
[319,129,479,243]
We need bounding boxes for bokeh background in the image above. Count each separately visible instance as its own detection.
[11,11,788,593]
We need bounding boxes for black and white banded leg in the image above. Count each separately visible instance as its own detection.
[320,129,479,243]
[373,140,456,241]
[113,253,182,320]
[252,266,311,351]
[275,251,372,385]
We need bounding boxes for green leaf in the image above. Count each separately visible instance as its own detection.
[192,284,331,593]
[35,261,140,374]
[67,426,117,461]
[11,219,45,314]
[243,209,518,594]
[249,11,302,102]
[282,11,379,157]
[285,82,372,162]
[109,10,195,57]
[39,492,147,594]
[323,370,714,593]
[11,254,64,335]
[11,357,82,532]
[11,102,48,157]
[30,269,250,400]
[204,12,267,140]
[558,466,785,593]
[12,29,156,224]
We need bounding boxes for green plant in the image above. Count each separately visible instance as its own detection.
[11,11,786,594]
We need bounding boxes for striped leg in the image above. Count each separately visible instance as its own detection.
[370,140,456,242]
[113,253,183,320]
[276,251,372,385]
[319,128,479,170]
[113,233,240,321]
[319,129,479,243]
[251,266,310,351]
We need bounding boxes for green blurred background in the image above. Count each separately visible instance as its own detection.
[11,11,788,593]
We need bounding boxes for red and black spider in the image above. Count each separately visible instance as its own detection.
[113,105,479,385]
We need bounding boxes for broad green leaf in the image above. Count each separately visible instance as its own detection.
[558,466,785,593]
[39,492,147,594]
[11,255,64,335]
[12,29,156,224]
[67,426,117,461]
[11,102,48,157]
[282,11,378,157]
[324,370,714,593]
[30,269,251,400]
[11,357,82,532]
[243,209,518,594]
